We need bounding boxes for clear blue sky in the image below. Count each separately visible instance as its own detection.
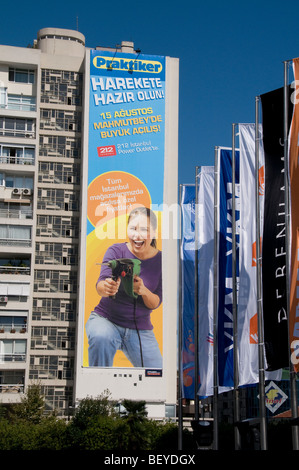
[2,0,299,184]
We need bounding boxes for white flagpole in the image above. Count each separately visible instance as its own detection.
[255,97,268,450]
[213,147,219,450]
[232,124,241,450]
[283,60,299,451]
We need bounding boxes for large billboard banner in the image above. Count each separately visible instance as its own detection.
[83,50,166,369]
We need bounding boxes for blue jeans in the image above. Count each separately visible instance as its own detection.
[85,312,162,368]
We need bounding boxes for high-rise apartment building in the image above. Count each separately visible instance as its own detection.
[0,28,179,417]
[0,28,87,414]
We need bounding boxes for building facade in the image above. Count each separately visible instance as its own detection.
[0,28,179,417]
[0,28,87,414]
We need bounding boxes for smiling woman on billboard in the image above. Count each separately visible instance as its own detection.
[85,206,162,369]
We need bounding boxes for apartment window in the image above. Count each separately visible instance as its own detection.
[37,188,79,212]
[0,144,35,165]
[0,282,30,298]
[0,117,35,138]
[34,269,77,293]
[40,109,81,132]
[35,242,78,266]
[31,325,75,350]
[38,161,80,184]
[0,225,31,247]
[29,357,75,384]
[41,69,82,106]
[0,315,27,333]
[4,174,33,190]
[0,257,30,275]
[36,214,79,238]
[7,94,36,112]
[9,68,34,84]
[0,339,26,362]
[0,201,33,220]
[39,135,81,159]
[32,298,76,322]
[0,371,24,394]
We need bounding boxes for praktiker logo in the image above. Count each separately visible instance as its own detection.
[92,56,163,74]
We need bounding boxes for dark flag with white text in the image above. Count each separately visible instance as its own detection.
[260,87,293,370]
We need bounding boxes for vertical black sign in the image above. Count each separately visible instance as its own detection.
[261,87,293,370]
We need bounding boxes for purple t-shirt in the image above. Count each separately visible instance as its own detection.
[94,243,162,330]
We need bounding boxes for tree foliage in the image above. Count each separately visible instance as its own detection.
[121,400,149,450]
[71,389,117,430]
[9,383,45,424]
[0,389,192,451]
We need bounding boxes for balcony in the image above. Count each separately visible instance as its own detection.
[0,382,24,393]
[1,94,36,112]
[0,117,35,139]
[0,144,35,166]
[0,316,28,334]
[0,225,32,248]
[0,370,25,402]
[0,338,27,364]
[0,207,33,220]
[0,353,26,362]
[0,155,34,166]
[0,261,31,276]
[0,239,31,248]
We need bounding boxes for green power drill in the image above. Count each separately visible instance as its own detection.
[97,258,141,299]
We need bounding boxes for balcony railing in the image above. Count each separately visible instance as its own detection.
[0,208,33,219]
[1,103,36,112]
[0,266,30,275]
[0,129,35,139]
[0,383,24,393]
[0,239,31,247]
[0,156,35,165]
[0,326,27,333]
[0,354,26,362]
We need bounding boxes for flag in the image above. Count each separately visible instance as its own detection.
[260,87,293,370]
[197,166,214,397]
[238,124,261,385]
[288,57,299,372]
[180,184,196,398]
[238,123,281,384]
[217,147,239,388]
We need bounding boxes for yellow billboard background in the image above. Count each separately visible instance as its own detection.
[83,172,163,368]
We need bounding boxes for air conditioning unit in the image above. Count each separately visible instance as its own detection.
[0,296,8,303]
[22,188,32,196]
[12,188,21,195]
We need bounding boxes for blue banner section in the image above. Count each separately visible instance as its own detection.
[218,148,239,387]
[180,185,196,399]
[88,50,166,236]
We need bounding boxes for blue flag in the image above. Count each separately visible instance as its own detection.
[180,184,196,398]
[217,148,239,387]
